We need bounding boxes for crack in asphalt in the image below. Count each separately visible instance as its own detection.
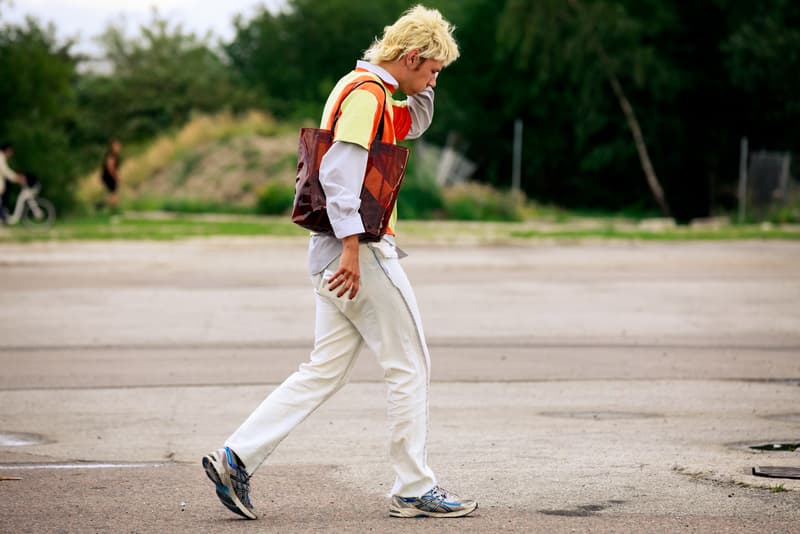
[2,340,799,352]
[0,377,798,392]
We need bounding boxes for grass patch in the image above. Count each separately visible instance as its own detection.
[0,214,306,242]
[125,197,257,215]
[2,214,799,243]
[0,215,800,244]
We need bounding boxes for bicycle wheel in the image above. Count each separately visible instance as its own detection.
[22,198,56,229]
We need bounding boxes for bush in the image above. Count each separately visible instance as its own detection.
[124,196,255,214]
[395,168,444,220]
[7,121,79,213]
[256,182,296,215]
[768,191,800,224]
[443,182,526,222]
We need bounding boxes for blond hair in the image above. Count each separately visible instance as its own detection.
[363,5,460,67]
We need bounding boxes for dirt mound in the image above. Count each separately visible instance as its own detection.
[78,112,302,211]
[129,134,297,207]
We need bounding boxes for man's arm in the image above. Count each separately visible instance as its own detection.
[318,141,369,299]
[0,155,22,183]
[404,87,435,140]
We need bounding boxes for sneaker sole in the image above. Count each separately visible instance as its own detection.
[202,454,257,520]
[202,458,246,518]
[389,502,478,518]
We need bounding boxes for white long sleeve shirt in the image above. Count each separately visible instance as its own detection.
[0,152,20,195]
[308,62,435,274]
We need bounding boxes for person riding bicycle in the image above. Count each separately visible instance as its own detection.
[0,143,27,224]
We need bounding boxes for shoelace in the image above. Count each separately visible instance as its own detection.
[427,486,453,505]
[230,465,253,507]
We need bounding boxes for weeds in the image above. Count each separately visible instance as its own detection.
[443,182,526,222]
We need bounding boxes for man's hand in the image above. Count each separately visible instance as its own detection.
[327,235,360,299]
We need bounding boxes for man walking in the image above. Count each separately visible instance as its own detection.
[202,5,477,520]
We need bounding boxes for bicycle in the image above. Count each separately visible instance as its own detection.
[3,175,56,228]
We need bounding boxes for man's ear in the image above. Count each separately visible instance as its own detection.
[405,49,420,66]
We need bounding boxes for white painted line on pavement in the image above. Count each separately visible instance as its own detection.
[0,462,165,470]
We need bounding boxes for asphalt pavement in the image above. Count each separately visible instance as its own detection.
[1,237,799,533]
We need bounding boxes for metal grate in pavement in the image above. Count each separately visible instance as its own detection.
[752,466,800,479]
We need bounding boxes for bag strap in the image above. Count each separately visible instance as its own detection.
[329,78,388,144]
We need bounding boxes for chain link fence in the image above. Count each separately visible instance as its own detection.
[739,141,798,223]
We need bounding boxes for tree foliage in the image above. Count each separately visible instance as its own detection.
[2,0,799,219]
[0,17,79,210]
[496,0,676,215]
[81,11,254,142]
[0,10,253,212]
[226,0,414,118]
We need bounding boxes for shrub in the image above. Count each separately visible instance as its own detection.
[768,190,800,224]
[256,182,296,215]
[443,182,525,222]
[396,168,444,220]
[7,121,79,214]
[125,196,254,214]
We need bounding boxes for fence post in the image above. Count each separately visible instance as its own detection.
[738,137,748,224]
[779,152,791,196]
[512,119,523,193]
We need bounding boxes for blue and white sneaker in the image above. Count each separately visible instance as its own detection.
[390,485,478,518]
[202,447,257,519]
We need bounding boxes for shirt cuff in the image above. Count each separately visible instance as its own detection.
[331,213,365,239]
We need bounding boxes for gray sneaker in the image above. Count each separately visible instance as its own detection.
[390,485,478,518]
[202,447,257,519]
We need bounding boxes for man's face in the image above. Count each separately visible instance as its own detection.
[399,52,443,96]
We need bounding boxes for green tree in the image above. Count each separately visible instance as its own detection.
[719,0,800,147]
[0,16,80,211]
[80,10,254,142]
[226,0,414,118]
[497,0,678,216]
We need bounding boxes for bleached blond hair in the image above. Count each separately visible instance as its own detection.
[363,5,460,67]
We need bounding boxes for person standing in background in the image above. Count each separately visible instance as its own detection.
[100,139,122,212]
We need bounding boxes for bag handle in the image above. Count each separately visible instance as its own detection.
[329,79,388,145]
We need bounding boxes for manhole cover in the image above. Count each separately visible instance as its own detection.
[538,411,658,420]
[753,466,800,479]
[0,432,48,447]
[749,442,799,452]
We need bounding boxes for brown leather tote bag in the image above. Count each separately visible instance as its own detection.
[292,80,410,240]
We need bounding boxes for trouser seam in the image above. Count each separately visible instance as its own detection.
[368,247,432,481]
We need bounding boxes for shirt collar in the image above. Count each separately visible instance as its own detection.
[355,60,397,92]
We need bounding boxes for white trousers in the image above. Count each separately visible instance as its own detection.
[225,240,437,497]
